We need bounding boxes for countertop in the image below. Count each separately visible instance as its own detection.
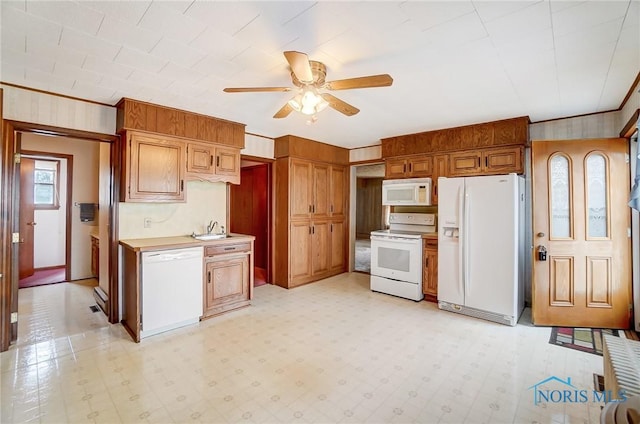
[119,233,255,252]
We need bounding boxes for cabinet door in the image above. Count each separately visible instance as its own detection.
[311,221,330,275]
[291,160,313,218]
[205,255,249,311]
[127,132,185,202]
[290,221,312,282]
[448,151,481,176]
[408,156,433,177]
[432,154,448,204]
[330,220,345,271]
[186,142,215,175]
[423,245,438,298]
[385,158,407,178]
[330,166,345,217]
[215,147,240,176]
[482,146,523,174]
[313,164,329,217]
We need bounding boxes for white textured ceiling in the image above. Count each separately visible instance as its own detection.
[1,1,638,149]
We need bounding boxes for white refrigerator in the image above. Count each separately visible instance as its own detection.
[437,174,524,326]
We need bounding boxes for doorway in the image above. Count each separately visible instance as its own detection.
[18,153,72,289]
[1,121,119,352]
[229,158,272,286]
[352,163,386,274]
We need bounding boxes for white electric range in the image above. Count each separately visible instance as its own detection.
[370,213,436,301]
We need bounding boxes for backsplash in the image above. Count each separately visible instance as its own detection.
[118,181,227,240]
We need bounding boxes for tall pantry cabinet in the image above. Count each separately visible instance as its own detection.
[274,135,349,288]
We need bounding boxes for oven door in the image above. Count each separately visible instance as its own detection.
[370,235,422,284]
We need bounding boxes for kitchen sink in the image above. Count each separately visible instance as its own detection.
[191,233,227,241]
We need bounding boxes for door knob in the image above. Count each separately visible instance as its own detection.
[27,222,37,226]
[536,232,544,237]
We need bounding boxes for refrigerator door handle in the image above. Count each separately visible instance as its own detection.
[464,185,471,296]
[458,184,465,300]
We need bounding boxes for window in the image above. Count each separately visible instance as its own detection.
[34,159,60,209]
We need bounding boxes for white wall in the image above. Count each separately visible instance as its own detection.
[118,181,227,239]
[22,133,100,280]
[32,158,67,268]
[242,134,274,159]
[1,85,116,134]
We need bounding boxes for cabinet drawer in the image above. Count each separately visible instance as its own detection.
[205,242,251,256]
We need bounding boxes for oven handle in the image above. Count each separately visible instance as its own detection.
[371,235,421,243]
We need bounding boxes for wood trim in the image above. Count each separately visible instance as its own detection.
[21,150,74,282]
[350,158,384,165]
[620,108,639,138]
[0,82,114,107]
[0,121,121,352]
[33,265,65,271]
[349,143,383,150]
[531,109,620,125]
[244,132,273,140]
[619,71,640,110]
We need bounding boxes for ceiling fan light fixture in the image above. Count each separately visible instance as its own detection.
[288,87,329,116]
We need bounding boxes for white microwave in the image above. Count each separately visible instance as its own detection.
[382,178,432,206]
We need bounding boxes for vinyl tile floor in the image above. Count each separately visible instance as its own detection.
[1,273,606,423]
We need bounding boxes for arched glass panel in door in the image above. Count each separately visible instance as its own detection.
[585,152,609,238]
[549,154,572,239]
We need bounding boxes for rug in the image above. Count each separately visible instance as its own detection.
[549,327,619,356]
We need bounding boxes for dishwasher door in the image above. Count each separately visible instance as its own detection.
[141,246,203,338]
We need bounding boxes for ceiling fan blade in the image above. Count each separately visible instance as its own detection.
[273,103,293,119]
[284,51,313,84]
[321,93,359,116]
[223,87,292,93]
[325,74,393,90]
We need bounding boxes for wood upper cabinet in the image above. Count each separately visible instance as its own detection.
[290,159,345,218]
[185,142,240,184]
[385,156,433,179]
[290,160,313,218]
[449,146,523,177]
[117,98,245,148]
[313,164,330,217]
[123,131,186,202]
[203,242,252,318]
[330,166,346,217]
[423,238,438,301]
[432,154,449,205]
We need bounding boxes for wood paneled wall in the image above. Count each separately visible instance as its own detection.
[356,178,384,238]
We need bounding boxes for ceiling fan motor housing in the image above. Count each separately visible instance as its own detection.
[291,61,326,88]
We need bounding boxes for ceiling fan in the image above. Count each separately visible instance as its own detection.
[223,51,393,119]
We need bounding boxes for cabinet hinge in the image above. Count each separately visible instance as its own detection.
[14,153,21,164]
[12,233,20,243]
[10,312,17,323]
[628,227,632,238]
[625,153,630,164]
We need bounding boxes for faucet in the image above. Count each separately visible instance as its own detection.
[206,220,218,234]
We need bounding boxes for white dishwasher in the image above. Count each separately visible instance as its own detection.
[140,246,203,339]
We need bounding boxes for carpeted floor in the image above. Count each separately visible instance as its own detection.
[19,266,66,289]
[549,327,619,356]
[355,238,371,273]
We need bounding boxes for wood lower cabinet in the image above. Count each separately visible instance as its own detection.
[423,238,438,301]
[202,241,253,318]
[123,131,186,202]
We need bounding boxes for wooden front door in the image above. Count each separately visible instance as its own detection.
[18,157,36,279]
[532,139,631,328]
